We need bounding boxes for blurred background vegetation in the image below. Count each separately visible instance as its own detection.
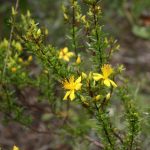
[0,0,150,149]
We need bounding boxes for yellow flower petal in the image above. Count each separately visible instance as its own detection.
[59,52,63,59]
[63,56,69,61]
[104,79,111,87]
[70,90,75,101]
[93,73,103,81]
[63,47,68,53]
[75,83,82,90]
[67,52,74,57]
[63,91,70,100]
[75,76,81,83]
[109,79,117,88]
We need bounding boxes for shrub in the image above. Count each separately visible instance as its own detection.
[0,0,141,149]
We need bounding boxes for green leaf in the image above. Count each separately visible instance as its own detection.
[132,25,150,39]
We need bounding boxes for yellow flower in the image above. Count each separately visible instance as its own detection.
[59,47,74,62]
[13,145,19,150]
[62,76,82,101]
[76,55,81,64]
[93,64,117,87]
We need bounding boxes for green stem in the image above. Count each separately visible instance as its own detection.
[72,0,77,57]
[2,0,19,81]
[94,103,115,150]
[93,4,103,67]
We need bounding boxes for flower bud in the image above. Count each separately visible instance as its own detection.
[37,29,41,36]
[28,55,33,62]
[106,93,111,100]
[11,67,17,73]
[76,55,81,64]
[81,72,87,79]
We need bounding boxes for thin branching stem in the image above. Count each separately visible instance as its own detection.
[94,102,115,150]
[92,4,103,67]
[0,0,19,115]
[72,0,77,57]
[2,0,19,81]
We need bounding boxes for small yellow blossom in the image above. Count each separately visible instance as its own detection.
[13,145,19,150]
[62,76,82,101]
[93,64,117,87]
[28,55,33,62]
[76,55,81,64]
[11,67,17,73]
[59,47,74,62]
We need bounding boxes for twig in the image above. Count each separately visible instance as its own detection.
[94,102,116,150]
[72,0,77,57]
[85,135,104,149]
[122,0,134,25]
[92,4,103,67]
[2,0,20,80]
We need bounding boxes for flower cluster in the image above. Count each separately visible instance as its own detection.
[62,64,117,101]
